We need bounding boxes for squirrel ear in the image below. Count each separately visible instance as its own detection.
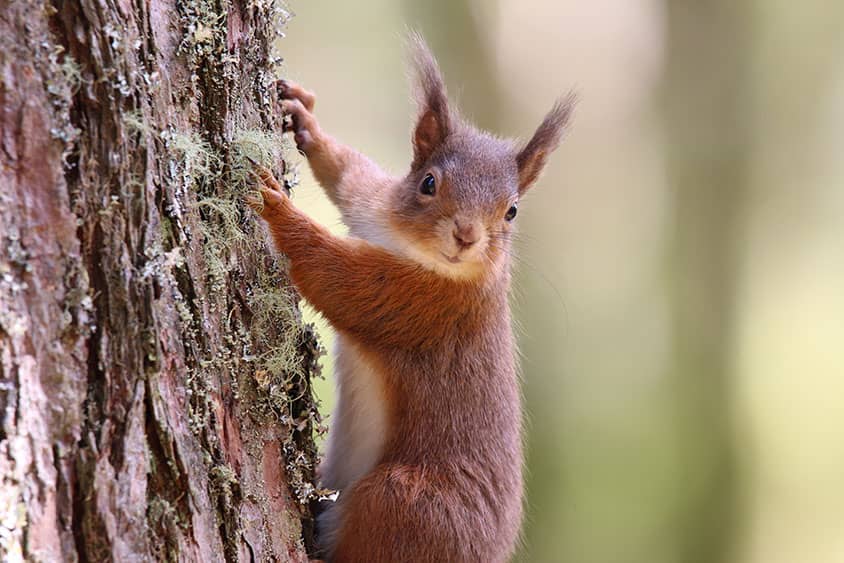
[516,94,576,194]
[409,33,450,168]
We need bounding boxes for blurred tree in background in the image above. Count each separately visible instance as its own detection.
[660,0,748,561]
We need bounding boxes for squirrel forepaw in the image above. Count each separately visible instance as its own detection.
[248,165,289,221]
[277,79,315,111]
[276,80,320,155]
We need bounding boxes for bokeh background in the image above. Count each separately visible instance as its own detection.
[280,2,844,562]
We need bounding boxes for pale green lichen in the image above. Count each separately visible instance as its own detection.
[123,110,155,137]
[60,56,82,95]
[185,366,212,436]
[194,197,244,247]
[42,45,81,160]
[209,464,239,506]
[177,0,230,100]
[249,279,303,379]
[148,497,182,529]
[168,130,220,184]
[230,129,286,196]
[147,497,184,563]
[163,128,230,288]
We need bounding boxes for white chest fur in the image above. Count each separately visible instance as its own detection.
[320,334,388,491]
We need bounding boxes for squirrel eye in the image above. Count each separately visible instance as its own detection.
[505,204,518,221]
[420,173,436,196]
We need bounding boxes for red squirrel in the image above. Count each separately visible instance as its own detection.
[250,35,573,563]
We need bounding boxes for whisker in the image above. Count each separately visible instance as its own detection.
[483,240,569,329]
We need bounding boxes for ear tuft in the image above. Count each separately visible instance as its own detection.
[407,32,451,169]
[516,93,576,194]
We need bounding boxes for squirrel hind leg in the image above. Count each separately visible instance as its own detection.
[329,465,486,563]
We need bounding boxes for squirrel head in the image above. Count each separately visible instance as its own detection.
[387,34,574,281]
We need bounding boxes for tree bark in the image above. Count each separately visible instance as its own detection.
[0,1,322,561]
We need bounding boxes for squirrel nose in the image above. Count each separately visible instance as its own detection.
[453,221,480,249]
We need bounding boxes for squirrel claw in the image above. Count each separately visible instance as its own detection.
[277,79,316,111]
[276,82,319,154]
[244,192,264,212]
[281,114,294,133]
[254,166,287,195]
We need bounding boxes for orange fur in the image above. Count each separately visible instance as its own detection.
[256,35,573,562]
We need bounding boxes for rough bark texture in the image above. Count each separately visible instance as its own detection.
[0,1,323,561]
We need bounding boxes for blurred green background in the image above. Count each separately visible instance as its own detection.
[280,1,844,562]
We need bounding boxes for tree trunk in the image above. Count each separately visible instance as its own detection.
[0,1,323,561]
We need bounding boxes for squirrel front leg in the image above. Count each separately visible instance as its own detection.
[277,81,393,213]
[251,167,462,351]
